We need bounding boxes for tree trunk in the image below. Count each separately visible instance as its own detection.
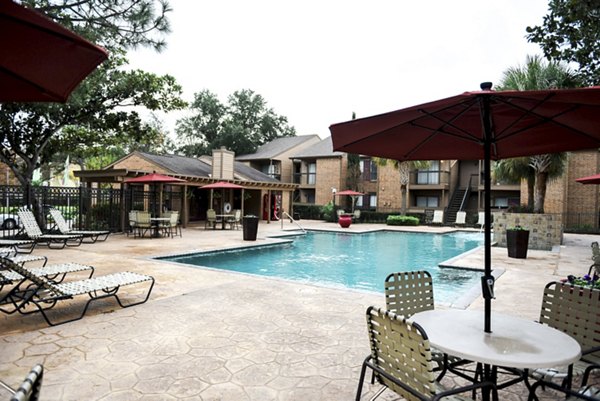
[533,172,548,213]
[400,186,407,216]
[527,177,534,209]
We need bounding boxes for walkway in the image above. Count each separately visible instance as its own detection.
[0,220,595,400]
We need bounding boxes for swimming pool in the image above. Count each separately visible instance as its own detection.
[161,230,484,305]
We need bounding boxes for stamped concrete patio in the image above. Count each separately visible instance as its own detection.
[0,220,596,400]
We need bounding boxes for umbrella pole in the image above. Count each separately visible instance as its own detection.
[480,96,494,335]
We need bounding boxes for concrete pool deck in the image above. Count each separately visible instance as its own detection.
[0,220,596,400]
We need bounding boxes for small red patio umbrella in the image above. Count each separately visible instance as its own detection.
[576,173,600,185]
[200,181,245,215]
[124,173,185,184]
[125,173,185,215]
[331,83,600,334]
[335,189,364,212]
[0,0,108,102]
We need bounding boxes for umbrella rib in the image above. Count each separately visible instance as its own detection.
[0,65,63,100]
[493,95,600,145]
[403,99,483,158]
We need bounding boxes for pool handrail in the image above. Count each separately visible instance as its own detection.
[281,211,306,233]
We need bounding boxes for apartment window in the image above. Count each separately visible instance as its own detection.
[369,193,377,209]
[369,160,378,181]
[359,158,378,181]
[355,196,363,207]
[494,197,508,208]
[416,196,439,207]
[307,162,316,185]
[417,161,440,184]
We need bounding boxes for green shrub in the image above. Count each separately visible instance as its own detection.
[321,201,336,222]
[386,215,420,226]
[292,204,323,220]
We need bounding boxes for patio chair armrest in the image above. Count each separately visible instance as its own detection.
[582,363,600,386]
[582,345,600,356]
[433,380,498,401]
[529,376,599,401]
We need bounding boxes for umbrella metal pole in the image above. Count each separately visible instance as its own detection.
[481,95,494,401]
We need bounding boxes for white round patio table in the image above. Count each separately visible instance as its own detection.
[410,309,581,369]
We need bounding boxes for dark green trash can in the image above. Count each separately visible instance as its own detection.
[243,216,259,241]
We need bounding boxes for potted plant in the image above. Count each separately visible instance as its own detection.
[506,225,529,259]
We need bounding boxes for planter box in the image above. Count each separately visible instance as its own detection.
[507,229,529,258]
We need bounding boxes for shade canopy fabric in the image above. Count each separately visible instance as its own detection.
[124,173,185,184]
[575,173,600,185]
[0,0,108,102]
[200,181,245,189]
[335,190,364,196]
[330,84,600,333]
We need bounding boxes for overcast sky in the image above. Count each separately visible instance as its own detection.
[127,0,549,139]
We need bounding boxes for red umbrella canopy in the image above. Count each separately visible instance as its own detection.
[0,0,108,102]
[330,84,600,334]
[576,173,600,185]
[331,85,600,162]
[125,173,185,184]
[335,190,364,196]
[200,181,245,189]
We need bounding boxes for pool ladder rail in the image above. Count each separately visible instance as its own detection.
[281,211,306,234]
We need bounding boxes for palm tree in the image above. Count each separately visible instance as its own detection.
[496,55,579,213]
[374,158,429,215]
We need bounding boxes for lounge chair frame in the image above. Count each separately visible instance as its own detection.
[0,364,43,401]
[48,208,109,243]
[1,262,95,313]
[0,257,153,326]
[17,208,83,249]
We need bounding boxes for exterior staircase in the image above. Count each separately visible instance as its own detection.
[446,188,467,224]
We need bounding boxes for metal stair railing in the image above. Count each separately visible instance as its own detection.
[281,211,306,233]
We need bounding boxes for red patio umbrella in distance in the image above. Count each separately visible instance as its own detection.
[125,173,185,215]
[200,181,245,215]
[575,173,600,185]
[335,189,364,212]
[330,83,600,334]
[0,0,108,102]
[124,173,185,184]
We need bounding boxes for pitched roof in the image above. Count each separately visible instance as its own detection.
[236,135,320,161]
[139,153,213,176]
[290,137,344,159]
[198,156,279,183]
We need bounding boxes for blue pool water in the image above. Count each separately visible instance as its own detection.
[162,231,484,304]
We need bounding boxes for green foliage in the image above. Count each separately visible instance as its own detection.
[386,215,420,226]
[507,225,528,231]
[292,204,322,220]
[526,1,600,85]
[320,201,336,222]
[175,89,296,156]
[0,55,186,187]
[25,0,173,52]
[497,56,574,213]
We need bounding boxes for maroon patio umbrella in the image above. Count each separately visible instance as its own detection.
[124,173,185,184]
[576,173,600,185]
[335,189,364,212]
[200,181,245,214]
[0,0,108,102]
[125,173,185,215]
[330,83,600,334]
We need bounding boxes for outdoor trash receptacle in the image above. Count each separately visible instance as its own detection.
[243,216,259,241]
[293,212,300,221]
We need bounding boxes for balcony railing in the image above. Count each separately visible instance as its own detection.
[293,173,316,185]
[409,170,450,186]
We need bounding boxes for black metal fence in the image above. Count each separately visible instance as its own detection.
[0,185,183,235]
